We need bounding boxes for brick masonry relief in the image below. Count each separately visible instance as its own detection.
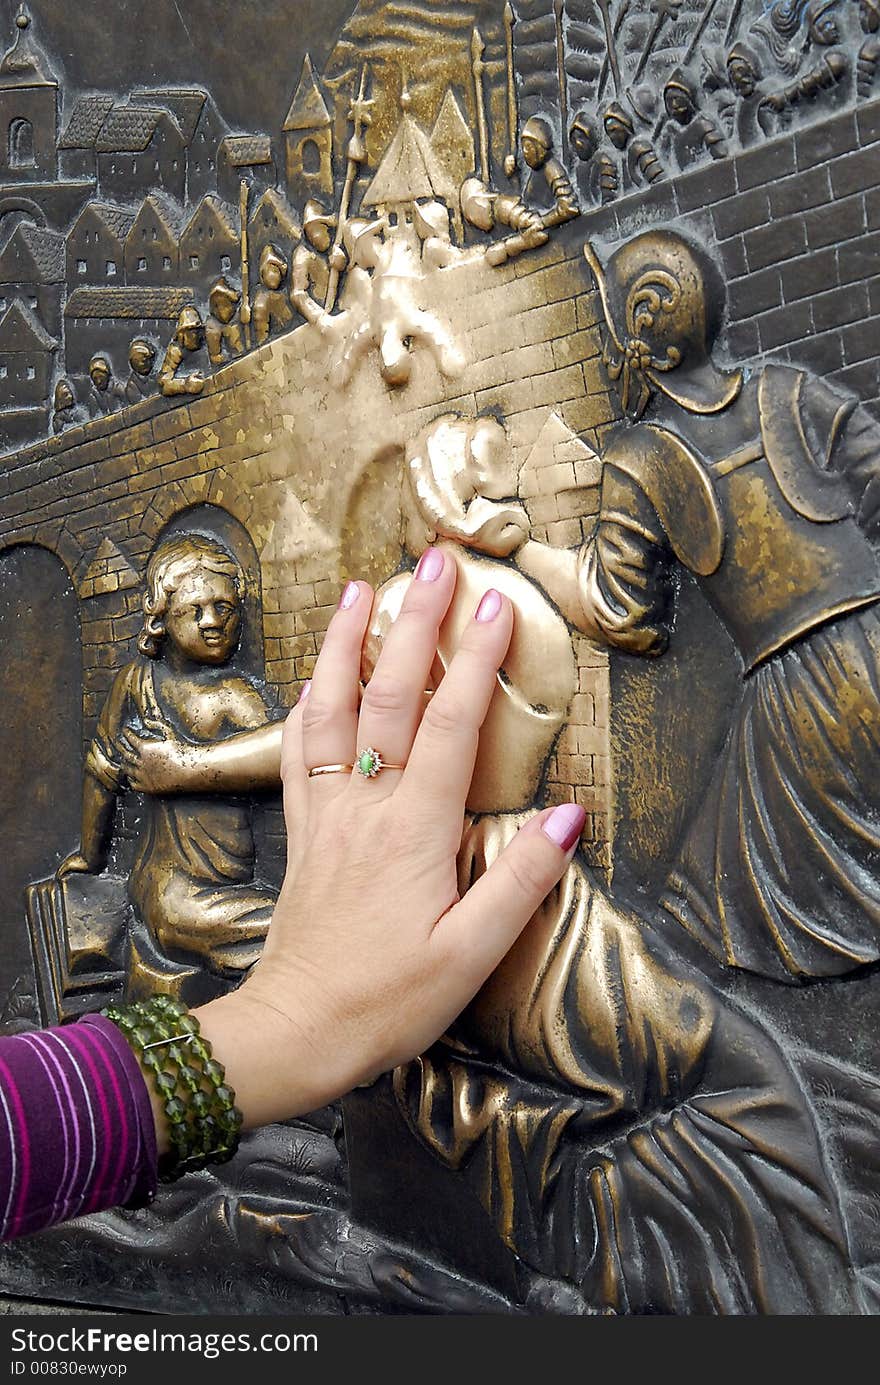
[3,99,879,873]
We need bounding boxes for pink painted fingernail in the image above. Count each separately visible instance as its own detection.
[542,803,586,852]
[415,546,444,582]
[298,679,311,703]
[339,581,360,610]
[475,588,502,623]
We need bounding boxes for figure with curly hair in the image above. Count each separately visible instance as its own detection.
[57,533,279,998]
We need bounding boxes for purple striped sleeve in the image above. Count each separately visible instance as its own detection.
[0,1016,157,1241]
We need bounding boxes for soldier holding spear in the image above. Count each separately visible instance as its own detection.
[324,66,373,315]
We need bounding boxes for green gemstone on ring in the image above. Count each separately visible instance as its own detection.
[357,748,381,777]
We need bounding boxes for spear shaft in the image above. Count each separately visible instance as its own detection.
[684,0,723,63]
[324,65,370,313]
[724,0,747,45]
[597,0,630,101]
[554,0,568,135]
[633,0,682,84]
[596,0,622,96]
[504,2,518,177]
[239,178,252,350]
[471,28,490,183]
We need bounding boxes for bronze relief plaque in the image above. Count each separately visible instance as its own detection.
[0,0,879,1315]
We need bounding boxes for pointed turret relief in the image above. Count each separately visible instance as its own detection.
[77,536,138,598]
[284,53,334,200]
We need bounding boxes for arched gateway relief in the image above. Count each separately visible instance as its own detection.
[0,0,880,1318]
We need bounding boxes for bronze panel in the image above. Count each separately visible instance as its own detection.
[0,0,879,1316]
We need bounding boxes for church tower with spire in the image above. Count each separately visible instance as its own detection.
[0,5,58,184]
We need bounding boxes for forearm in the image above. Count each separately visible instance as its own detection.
[178,721,284,792]
[515,539,600,635]
[0,1018,157,1239]
[192,983,346,1131]
[291,285,325,326]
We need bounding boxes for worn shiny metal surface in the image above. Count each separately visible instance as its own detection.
[1,0,880,1316]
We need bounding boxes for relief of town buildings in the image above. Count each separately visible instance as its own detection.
[1,0,876,451]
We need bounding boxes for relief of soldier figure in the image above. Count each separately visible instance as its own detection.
[519,228,880,983]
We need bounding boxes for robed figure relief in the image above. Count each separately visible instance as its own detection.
[518,230,880,984]
[57,534,280,1002]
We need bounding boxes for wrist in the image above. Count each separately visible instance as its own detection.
[193,975,352,1126]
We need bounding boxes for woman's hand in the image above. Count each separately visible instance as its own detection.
[118,724,201,795]
[193,549,585,1130]
[117,729,182,794]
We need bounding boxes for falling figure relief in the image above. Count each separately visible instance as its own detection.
[330,212,465,390]
[57,534,280,1001]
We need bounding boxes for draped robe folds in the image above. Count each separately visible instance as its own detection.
[395,814,859,1314]
[85,658,277,977]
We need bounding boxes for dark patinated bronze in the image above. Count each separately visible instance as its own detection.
[1,0,880,1316]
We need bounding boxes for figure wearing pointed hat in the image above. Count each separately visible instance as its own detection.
[757,0,848,129]
[724,43,768,146]
[253,243,293,346]
[568,111,616,206]
[205,277,243,367]
[291,198,345,329]
[515,227,880,984]
[601,100,664,197]
[159,307,207,397]
[661,68,728,170]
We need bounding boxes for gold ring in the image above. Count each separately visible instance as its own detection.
[307,763,354,778]
[355,747,406,779]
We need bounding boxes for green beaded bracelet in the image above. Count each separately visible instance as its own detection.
[102,994,243,1182]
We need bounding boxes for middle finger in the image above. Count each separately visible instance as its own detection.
[353,546,456,796]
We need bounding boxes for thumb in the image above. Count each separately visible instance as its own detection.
[433,803,586,992]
